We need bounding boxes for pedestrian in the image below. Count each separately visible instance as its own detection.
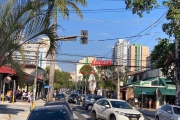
[149,97,152,109]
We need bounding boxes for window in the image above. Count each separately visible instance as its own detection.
[161,105,167,111]
[102,100,110,106]
[110,101,132,109]
[97,100,103,106]
[28,109,70,120]
[166,106,172,114]
[173,107,180,115]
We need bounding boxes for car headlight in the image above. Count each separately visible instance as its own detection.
[115,111,126,116]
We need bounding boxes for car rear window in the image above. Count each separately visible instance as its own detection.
[28,109,70,120]
[44,103,71,112]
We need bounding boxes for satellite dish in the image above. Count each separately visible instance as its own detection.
[4,76,12,83]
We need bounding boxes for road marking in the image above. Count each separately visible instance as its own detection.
[73,113,79,119]
[81,113,90,118]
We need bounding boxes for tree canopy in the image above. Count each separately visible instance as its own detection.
[125,0,180,76]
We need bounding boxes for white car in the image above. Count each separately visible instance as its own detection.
[91,98,144,120]
[155,104,180,120]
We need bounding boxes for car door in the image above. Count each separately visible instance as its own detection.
[95,99,104,119]
[100,100,111,120]
[165,106,173,120]
[159,105,167,120]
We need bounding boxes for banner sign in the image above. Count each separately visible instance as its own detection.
[91,59,112,66]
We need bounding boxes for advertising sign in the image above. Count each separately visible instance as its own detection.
[141,81,151,87]
[91,59,112,66]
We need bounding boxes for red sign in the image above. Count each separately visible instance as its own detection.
[91,59,112,66]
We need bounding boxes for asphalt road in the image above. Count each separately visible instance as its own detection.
[68,102,155,120]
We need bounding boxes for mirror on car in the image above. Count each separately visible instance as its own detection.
[167,110,172,114]
[104,105,110,108]
[72,108,76,111]
[132,107,135,109]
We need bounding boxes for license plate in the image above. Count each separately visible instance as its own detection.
[131,118,137,120]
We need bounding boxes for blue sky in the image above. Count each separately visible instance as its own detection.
[55,0,168,72]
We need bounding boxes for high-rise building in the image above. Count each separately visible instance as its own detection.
[112,39,130,70]
[128,44,149,72]
[14,36,61,70]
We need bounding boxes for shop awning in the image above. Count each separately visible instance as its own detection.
[134,87,156,95]
[159,88,175,95]
[0,66,16,75]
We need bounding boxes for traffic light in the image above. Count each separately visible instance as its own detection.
[81,30,88,44]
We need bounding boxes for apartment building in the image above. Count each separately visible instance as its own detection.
[128,44,149,72]
[112,39,130,71]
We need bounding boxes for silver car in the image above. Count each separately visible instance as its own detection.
[155,104,180,120]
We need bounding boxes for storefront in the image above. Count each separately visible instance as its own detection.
[126,77,175,108]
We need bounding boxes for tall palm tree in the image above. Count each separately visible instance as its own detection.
[0,0,56,87]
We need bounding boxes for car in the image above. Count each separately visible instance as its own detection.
[82,94,105,110]
[55,93,66,101]
[44,101,75,117]
[27,105,74,120]
[91,98,144,120]
[81,94,85,102]
[68,93,78,103]
[155,104,180,120]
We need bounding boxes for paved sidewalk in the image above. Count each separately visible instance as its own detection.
[0,99,46,120]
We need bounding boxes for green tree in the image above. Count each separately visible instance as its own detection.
[45,67,72,89]
[0,0,56,87]
[125,0,180,76]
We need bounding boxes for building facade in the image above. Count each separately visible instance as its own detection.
[128,44,149,72]
[112,39,130,67]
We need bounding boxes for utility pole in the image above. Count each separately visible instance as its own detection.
[117,66,120,99]
[175,38,179,105]
[32,44,40,109]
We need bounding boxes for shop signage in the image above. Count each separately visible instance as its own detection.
[141,81,151,86]
[91,59,112,66]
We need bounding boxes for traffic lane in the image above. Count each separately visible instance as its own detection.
[69,103,92,120]
[69,102,155,120]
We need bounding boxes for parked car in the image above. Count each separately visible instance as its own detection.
[82,94,105,110]
[55,93,66,101]
[155,104,180,120]
[68,93,78,103]
[91,98,144,120]
[44,101,75,117]
[27,105,74,120]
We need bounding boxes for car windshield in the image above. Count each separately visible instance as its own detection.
[110,101,133,109]
[56,94,65,97]
[28,109,70,120]
[173,107,180,115]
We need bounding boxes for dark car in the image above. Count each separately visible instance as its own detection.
[82,94,105,110]
[27,105,74,120]
[44,101,75,116]
[68,93,78,103]
[55,93,66,101]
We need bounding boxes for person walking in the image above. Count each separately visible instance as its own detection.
[149,97,152,109]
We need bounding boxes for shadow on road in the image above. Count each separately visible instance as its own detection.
[0,105,24,115]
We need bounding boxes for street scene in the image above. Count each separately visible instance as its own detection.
[1,0,180,120]
[0,95,155,120]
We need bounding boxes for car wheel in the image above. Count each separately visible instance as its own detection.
[110,115,116,120]
[156,116,159,120]
[87,105,93,110]
[92,111,97,120]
